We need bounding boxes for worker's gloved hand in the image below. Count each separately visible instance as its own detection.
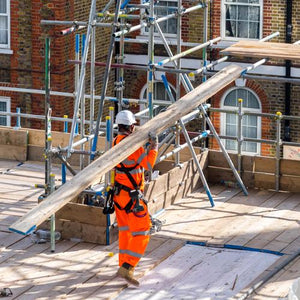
[148,131,158,150]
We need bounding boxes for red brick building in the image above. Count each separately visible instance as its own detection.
[122,0,300,157]
[0,0,111,131]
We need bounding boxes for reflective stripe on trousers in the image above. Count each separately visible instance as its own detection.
[114,189,151,267]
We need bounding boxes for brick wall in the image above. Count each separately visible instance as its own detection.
[122,1,300,157]
[0,0,115,132]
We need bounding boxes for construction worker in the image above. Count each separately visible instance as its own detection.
[113,110,158,286]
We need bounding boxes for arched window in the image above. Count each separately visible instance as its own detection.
[221,88,261,155]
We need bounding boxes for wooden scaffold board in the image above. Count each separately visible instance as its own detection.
[221,41,300,61]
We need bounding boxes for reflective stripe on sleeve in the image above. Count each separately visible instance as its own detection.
[146,161,153,171]
[136,153,147,164]
[121,158,136,165]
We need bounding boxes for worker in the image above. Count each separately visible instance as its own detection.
[113,110,158,286]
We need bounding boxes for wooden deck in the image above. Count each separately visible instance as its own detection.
[0,159,300,299]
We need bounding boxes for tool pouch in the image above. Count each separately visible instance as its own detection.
[129,189,145,213]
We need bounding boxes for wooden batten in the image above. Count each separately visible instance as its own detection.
[0,127,28,161]
[221,41,300,60]
[10,64,243,235]
[208,150,300,192]
[55,203,117,227]
[280,159,300,176]
[42,218,118,244]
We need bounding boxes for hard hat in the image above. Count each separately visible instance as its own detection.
[115,110,136,125]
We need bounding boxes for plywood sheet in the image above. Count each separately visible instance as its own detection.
[221,41,300,60]
[115,244,279,300]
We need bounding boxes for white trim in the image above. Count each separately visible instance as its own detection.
[0,48,13,54]
[221,0,263,41]
[0,0,11,49]
[124,54,202,70]
[220,87,261,156]
[124,54,300,77]
[0,96,11,126]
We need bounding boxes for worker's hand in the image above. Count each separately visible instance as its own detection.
[148,131,158,150]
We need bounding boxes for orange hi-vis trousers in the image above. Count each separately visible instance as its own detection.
[114,188,151,267]
[113,133,157,267]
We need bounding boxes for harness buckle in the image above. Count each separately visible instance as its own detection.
[129,189,145,213]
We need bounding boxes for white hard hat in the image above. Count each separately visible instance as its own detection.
[115,110,136,125]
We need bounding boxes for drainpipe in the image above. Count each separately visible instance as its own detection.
[284,0,292,141]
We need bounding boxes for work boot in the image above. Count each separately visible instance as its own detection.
[117,263,140,286]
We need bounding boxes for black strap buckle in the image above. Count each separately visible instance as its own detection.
[103,188,115,215]
[0,288,13,297]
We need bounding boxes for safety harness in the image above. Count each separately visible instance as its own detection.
[104,135,147,215]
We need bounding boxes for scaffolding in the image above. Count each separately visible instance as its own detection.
[4,0,300,249]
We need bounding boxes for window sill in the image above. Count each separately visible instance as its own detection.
[0,49,13,55]
[137,34,179,45]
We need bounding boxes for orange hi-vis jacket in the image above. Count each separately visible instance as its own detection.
[113,134,157,192]
[113,133,158,268]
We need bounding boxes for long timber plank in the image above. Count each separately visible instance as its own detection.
[221,41,300,60]
[9,64,243,235]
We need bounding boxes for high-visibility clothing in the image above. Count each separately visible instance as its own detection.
[113,133,158,267]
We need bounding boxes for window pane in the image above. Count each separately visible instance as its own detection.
[0,16,7,44]
[238,89,247,105]
[226,140,237,151]
[0,0,7,13]
[242,142,257,152]
[247,115,257,126]
[249,21,259,39]
[0,101,7,126]
[243,126,257,138]
[237,21,249,38]
[247,93,259,108]
[249,6,259,21]
[0,116,6,126]
[238,6,248,21]
[225,5,237,37]
[224,90,237,106]
[226,114,237,136]
[0,101,6,111]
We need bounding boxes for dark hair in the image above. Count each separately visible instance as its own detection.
[118,124,131,132]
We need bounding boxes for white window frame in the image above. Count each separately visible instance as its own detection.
[0,0,11,50]
[0,97,11,126]
[221,0,263,41]
[140,0,178,38]
[220,87,261,156]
